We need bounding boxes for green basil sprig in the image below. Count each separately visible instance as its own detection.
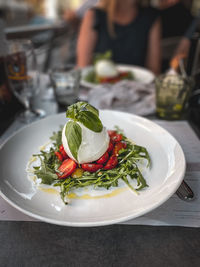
[66,102,103,133]
[77,111,103,132]
[65,121,82,161]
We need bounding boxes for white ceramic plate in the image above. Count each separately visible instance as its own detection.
[81,65,155,88]
[0,111,185,227]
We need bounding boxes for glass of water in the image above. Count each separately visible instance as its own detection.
[50,66,81,107]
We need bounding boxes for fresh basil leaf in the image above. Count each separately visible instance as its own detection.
[66,104,76,120]
[65,121,82,161]
[77,111,103,133]
[76,102,99,116]
[94,50,112,64]
[66,101,99,120]
[82,103,99,116]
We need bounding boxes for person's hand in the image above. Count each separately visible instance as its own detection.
[170,53,187,71]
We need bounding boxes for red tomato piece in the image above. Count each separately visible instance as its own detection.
[96,152,109,164]
[113,142,127,156]
[54,151,63,161]
[57,158,77,179]
[108,130,116,137]
[108,130,122,143]
[107,141,114,153]
[81,163,103,173]
[104,155,118,170]
[112,133,122,143]
[99,76,121,84]
[59,145,68,159]
[119,71,129,78]
[59,144,64,151]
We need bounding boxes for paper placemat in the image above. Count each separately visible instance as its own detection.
[0,120,200,226]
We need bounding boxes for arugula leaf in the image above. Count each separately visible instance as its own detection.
[50,126,63,150]
[84,70,99,84]
[65,121,82,160]
[77,111,103,133]
[33,157,57,185]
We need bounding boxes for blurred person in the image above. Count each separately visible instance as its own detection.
[170,15,200,73]
[159,0,193,38]
[63,0,99,27]
[155,0,194,71]
[175,15,200,57]
[62,0,99,65]
[77,0,161,74]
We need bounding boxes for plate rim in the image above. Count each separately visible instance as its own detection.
[80,64,155,88]
[0,111,185,227]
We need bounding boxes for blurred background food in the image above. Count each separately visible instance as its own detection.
[1,0,200,128]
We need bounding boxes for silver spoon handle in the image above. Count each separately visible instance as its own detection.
[176,180,194,201]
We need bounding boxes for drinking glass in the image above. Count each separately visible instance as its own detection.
[50,65,81,107]
[155,74,192,120]
[6,39,45,123]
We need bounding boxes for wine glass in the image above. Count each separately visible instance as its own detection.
[6,39,45,123]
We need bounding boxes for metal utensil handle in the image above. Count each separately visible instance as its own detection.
[176,180,194,201]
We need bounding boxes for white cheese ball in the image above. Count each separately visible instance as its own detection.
[95,59,118,78]
[62,121,109,164]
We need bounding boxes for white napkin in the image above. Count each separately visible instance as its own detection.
[88,80,156,116]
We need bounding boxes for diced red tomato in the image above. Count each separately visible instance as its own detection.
[108,130,116,137]
[104,155,118,170]
[99,71,130,84]
[108,131,122,143]
[81,163,103,173]
[119,71,129,78]
[96,152,109,165]
[112,133,122,143]
[107,141,114,153]
[59,144,68,159]
[99,76,121,84]
[57,158,77,179]
[113,141,127,156]
[59,144,64,151]
[54,151,63,161]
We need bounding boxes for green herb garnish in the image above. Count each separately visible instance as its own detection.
[33,126,151,204]
[93,50,112,65]
[66,102,103,133]
[65,102,103,158]
[65,121,82,161]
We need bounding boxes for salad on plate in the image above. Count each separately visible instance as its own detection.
[30,102,151,204]
[83,51,135,84]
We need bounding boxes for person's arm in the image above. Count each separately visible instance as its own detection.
[146,18,162,75]
[76,9,98,67]
[174,37,191,57]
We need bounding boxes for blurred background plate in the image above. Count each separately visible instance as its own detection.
[81,65,155,88]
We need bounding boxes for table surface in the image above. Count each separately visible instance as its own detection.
[1,83,200,267]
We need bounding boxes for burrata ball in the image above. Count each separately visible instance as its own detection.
[62,121,109,164]
[95,59,118,78]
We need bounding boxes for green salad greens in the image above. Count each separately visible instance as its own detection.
[33,126,151,204]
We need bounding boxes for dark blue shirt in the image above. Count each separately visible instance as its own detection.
[92,7,159,67]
